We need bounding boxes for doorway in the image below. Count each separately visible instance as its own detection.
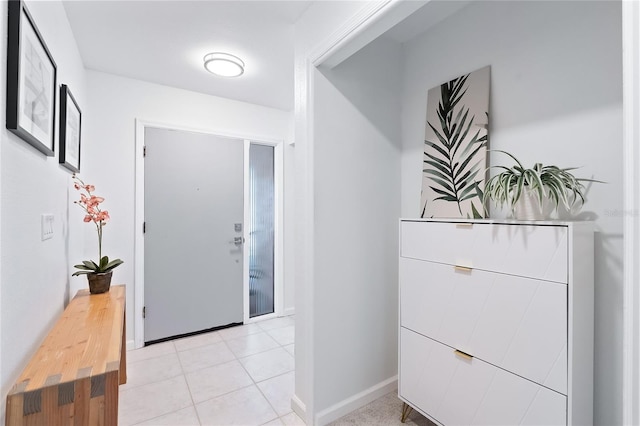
[134,121,283,347]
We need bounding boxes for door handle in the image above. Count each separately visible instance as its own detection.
[229,237,244,246]
[456,223,473,228]
[454,349,473,360]
[454,265,473,273]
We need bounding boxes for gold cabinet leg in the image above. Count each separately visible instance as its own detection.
[401,402,413,423]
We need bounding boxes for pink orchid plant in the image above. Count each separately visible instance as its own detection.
[71,175,123,276]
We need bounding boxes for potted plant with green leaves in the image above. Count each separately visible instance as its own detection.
[71,175,123,294]
[483,150,600,220]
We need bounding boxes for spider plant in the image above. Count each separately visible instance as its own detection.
[483,150,600,215]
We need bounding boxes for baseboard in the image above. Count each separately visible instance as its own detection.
[291,394,306,421]
[284,307,295,317]
[315,376,398,426]
[126,339,135,351]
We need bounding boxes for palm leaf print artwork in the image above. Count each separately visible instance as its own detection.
[420,66,490,218]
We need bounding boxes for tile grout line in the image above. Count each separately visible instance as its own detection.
[120,349,185,393]
[181,348,296,410]
[175,339,204,426]
[123,319,295,426]
[227,330,281,359]
[176,333,282,373]
[185,320,294,424]
[126,339,178,364]
[184,324,292,424]
[126,341,199,426]
[186,360,295,409]
[237,342,282,425]
[237,321,295,424]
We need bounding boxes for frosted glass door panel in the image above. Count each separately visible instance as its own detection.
[249,144,274,318]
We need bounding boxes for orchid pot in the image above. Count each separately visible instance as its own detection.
[71,175,123,293]
[86,271,113,294]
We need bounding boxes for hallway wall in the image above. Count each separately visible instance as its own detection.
[292,2,391,422]
[312,36,403,420]
[0,0,87,422]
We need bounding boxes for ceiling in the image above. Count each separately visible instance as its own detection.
[384,0,471,43]
[62,1,313,111]
[62,1,471,112]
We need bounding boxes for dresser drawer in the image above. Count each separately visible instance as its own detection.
[400,328,567,426]
[400,221,568,283]
[400,257,567,394]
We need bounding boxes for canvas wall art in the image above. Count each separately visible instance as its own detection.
[420,66,490,218]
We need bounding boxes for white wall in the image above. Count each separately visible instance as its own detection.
[312,36,402,421]
[85,70,293,345]
[622,2,640,423]
[0,0,87,423]
[400,1,623,423]
[292,2,373,419]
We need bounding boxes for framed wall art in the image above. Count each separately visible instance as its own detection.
[59,84,81,172]
[420,65,491,219]
[6,0,57,156]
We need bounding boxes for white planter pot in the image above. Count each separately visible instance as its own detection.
[512,188,553,220]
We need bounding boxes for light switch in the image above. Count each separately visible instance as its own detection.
[41,214,54,241]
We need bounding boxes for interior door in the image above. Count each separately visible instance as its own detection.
[144,127,244,342]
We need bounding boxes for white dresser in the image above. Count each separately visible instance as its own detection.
[398,219,593,426]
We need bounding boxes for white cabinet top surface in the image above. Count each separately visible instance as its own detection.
[400,217,593,228]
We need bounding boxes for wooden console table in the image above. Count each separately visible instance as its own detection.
[6,285,126,425]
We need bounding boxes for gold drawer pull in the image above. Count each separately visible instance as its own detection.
[456,223,473,228]
[454,349,473,360]
[454,265,473,273]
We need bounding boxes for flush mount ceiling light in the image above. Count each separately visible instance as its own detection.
[203,52,245,77]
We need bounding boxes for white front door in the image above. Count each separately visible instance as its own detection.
[144,127,244,342]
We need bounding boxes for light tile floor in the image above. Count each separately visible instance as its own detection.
[119,316,304,426]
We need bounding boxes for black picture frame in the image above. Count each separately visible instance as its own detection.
[6,0,57,156]
[59,84,81,172]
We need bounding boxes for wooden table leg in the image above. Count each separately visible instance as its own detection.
[119,311,127,385]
